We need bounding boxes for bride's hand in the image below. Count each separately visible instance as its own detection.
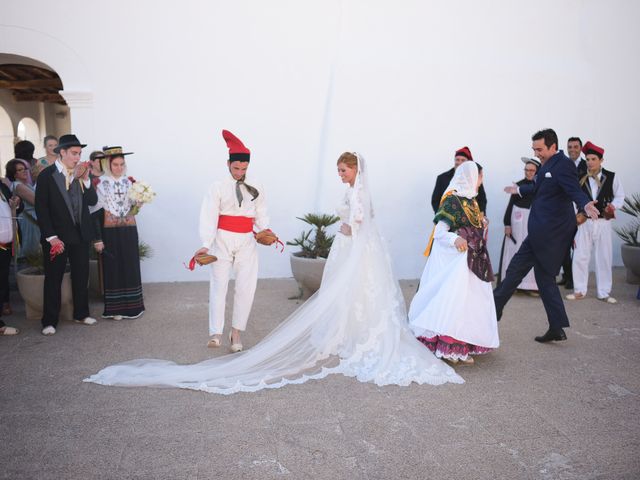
[340,224,352,236]
[454,237,467,252]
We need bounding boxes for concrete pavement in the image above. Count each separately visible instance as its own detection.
[1,269,638,479]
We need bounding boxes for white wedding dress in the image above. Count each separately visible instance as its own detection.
[85,155,463,394]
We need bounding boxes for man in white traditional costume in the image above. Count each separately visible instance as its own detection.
[194,130,269,352]
[566,141,624,304]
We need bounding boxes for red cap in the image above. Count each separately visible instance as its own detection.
[222,129,250,162]
[455,146,473,160]
[582,141,604,158]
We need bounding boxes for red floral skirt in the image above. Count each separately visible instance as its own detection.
[417,335,493,361]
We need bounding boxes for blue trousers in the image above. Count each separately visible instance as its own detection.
[493,238,570,330]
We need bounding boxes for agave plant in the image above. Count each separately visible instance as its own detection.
[287,213,341,258]
[615,193,640,247]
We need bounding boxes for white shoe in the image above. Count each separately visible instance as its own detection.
[228,331,243,353]
[42,326,56,335]
[113,315,123,321]
[0,326,19,336]
[75,317,98,326]
[565,293,586,300]
[599,296,617,304]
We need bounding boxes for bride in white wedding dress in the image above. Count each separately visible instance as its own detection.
[85,152,463,393]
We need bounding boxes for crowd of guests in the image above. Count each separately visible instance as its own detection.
[0,130,627,354]
[416,131,624,363]
[0,134,145,337]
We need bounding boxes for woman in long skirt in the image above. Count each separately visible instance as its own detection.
[408,161,499,365]
[94,146,145,320]
[498,157,539,293]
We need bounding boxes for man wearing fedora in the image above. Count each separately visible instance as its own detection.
[35,134,99,335]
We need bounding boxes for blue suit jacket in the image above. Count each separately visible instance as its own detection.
[520,150,590,275]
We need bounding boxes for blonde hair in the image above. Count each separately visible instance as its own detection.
[337,152,358,169]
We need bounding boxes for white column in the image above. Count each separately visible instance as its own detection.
[58,90,95,153]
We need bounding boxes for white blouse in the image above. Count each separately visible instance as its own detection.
[96,176,134,218]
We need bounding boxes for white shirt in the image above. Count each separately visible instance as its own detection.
[587,171,625,209]
[199,176,269,250]
[54,160,91,189]
[0,194,13,244]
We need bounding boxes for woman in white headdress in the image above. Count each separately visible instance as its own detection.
[408,161,499,365]
[85,152,463,394]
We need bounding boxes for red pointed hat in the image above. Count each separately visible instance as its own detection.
[582,141,604,158]
[222,129,250,162]
[455,146,473,160]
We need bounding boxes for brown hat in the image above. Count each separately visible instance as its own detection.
[102,146,134,157]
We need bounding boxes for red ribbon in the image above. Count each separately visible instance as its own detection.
[254,229,284,253]
[184,256,198,271]
[50,242,65,261]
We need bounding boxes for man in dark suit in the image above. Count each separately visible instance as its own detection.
[431,146,487,214]
[493,129,599,342]
[557,136,588,289]
[35,134,98,335]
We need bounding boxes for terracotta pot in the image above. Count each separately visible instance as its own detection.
[16,267,74,321]
[621,244,640,284]
[289,253,327,299]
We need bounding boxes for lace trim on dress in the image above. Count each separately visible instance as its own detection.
[417,335,493,361]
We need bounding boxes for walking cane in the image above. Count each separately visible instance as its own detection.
[97,252,104,296]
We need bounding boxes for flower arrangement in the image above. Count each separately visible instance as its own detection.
[128,179,156,215]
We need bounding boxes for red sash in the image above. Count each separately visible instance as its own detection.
[218,215,254,233]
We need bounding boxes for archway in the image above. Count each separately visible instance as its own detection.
[0,25,94,147]
[0,106,13,170]
[17,117,41,145]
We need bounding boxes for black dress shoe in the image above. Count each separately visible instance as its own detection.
[496,309,502,322]
[556,277,567,286]
[564,281,573,290]
[535,328,567,343]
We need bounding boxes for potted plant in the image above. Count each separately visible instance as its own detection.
[287,213,340,299]
[16,248,73,320]
[615,193,640,284]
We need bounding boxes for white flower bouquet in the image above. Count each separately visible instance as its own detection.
[128,178,156,215]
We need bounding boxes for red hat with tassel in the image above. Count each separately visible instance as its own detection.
[455,146,473,160]
[582,141,604,158]
[222,129,251,162]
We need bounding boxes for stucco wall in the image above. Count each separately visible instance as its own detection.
[2,0,639,282]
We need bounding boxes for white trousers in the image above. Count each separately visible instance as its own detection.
[572,218,613,298]
[208,230,258,335]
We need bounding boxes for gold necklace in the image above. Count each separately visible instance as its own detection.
[456,196,483,228]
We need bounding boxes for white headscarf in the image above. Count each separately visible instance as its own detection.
[444,161,479,199]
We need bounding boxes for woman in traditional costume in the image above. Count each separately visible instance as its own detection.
[93,147,144,320]
[498,157,539,293]
[408,161,499,365]
[85,152,463,393]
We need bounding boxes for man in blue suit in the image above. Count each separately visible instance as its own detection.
[493,129,599,342]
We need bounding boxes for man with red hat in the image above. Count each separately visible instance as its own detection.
[566,141,625,304]
[194,130,270,352]
[431,146,487,214]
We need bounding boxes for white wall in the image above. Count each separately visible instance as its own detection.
[2,0,639,282]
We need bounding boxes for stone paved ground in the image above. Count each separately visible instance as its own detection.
[1,269,639,479]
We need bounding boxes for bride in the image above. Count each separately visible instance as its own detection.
[85,152,463,394]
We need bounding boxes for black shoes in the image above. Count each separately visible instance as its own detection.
[535,328,567,343]
[564,281,574,290]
